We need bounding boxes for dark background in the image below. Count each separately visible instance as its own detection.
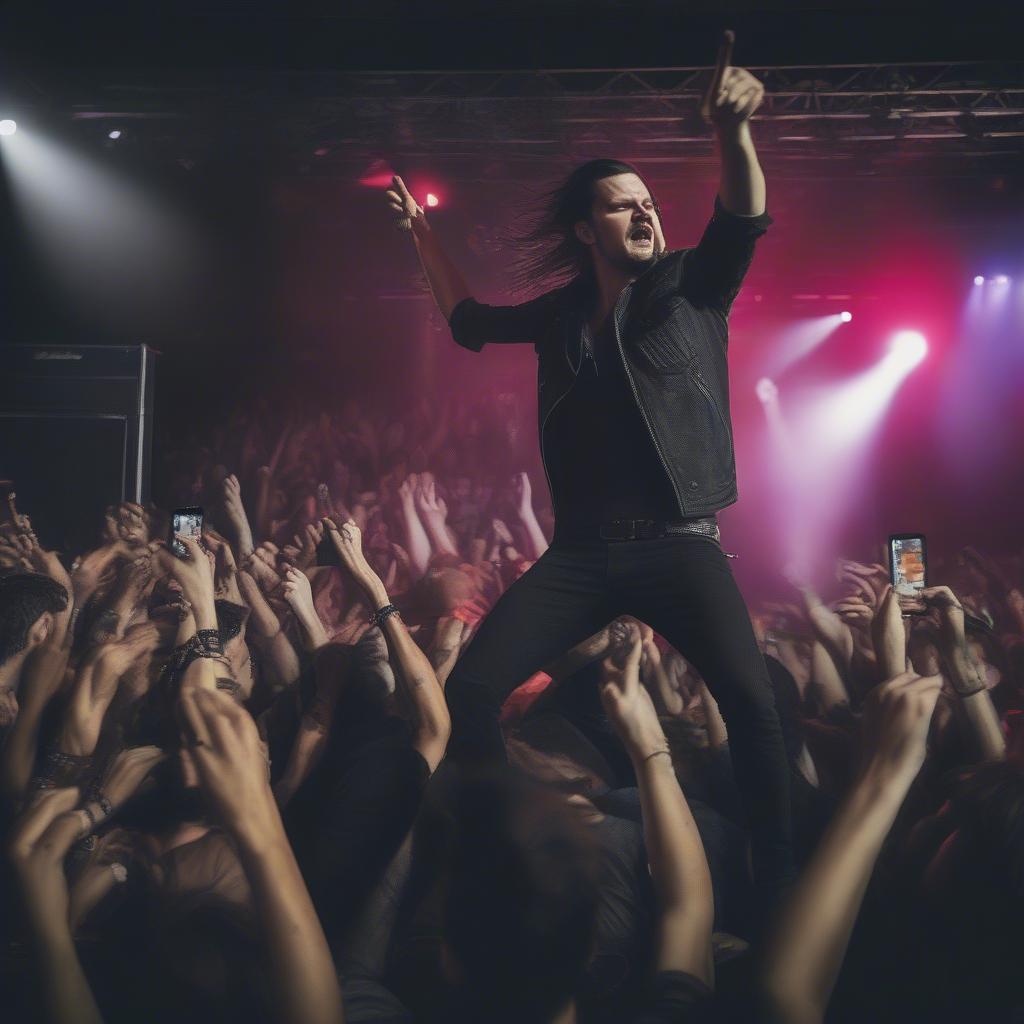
[1,2,1022,595]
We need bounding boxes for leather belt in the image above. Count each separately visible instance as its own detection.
[594,517,720,542]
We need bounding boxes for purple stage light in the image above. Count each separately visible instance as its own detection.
[995,274,1010,285]
[974,275,985,286]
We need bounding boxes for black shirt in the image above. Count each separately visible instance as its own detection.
[545,312,680,530]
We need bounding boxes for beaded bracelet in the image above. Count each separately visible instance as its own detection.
[370,604,401,629]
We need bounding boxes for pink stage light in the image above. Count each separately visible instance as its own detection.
[426,193,440,208]
[755,377,778,404]
[840,310,853,322]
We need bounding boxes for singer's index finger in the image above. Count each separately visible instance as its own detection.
[711,29,735,94]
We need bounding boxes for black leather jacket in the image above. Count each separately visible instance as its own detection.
[449,199,772,519]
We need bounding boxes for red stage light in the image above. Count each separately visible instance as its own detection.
[426,193,440,208]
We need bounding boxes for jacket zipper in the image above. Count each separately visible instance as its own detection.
[611,290,688,516]
[692,370,733,462]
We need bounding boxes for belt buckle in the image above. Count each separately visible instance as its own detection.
[600,519,654,541]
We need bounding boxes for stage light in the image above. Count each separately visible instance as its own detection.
[890,330,928,366]
[974,275,985,286]
[995,274,1010,285]
[0,119,16,136]
[426,193,439,208]
[755,378,778,404]
[108,129,122,140]
[840,311,853,322]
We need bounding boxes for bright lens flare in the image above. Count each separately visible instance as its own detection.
[0,119,16,136]
[889,330,928,366]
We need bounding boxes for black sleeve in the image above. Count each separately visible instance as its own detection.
[449,291,560,352]
[680,197,773,314]
[628,970,715,1024]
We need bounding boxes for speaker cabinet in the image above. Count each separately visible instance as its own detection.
[0,345,158,556]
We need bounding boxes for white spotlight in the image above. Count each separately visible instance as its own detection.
[974,275,985,286]
[0,119,17,136]
[890,330,928,366]
[995,274,1010,286]
[840,311,853,322]
[108,129,122,140]
[755,377,779,404]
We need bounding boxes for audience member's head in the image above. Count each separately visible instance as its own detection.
[0,571,68,667]
[442,769,601,1022]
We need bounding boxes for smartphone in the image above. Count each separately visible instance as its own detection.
[888,533,927,598]
[170,506,203,558]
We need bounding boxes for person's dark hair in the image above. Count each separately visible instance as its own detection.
[442,768,600,1022]
[0,572,68,665]
[510,158,664,296]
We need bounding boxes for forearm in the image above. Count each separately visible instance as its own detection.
[809,641,850,715]
[237,831,345,1024]
[399,499,432,578]
[2,647,70,801]
[715,122,766,217]
[632,749,715,982]
[762,768,907,1023]
[516,506,549,561]
[373,584,450,768]
[30,929,105,1024]
[411,221,472,321]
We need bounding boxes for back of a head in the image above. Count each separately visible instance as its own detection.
[913,760,1024,1011]
[0,571,68,665]
[443,768,601,1022]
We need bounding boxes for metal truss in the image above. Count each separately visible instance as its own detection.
[63,60,1024,179]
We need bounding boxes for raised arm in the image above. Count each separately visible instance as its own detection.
[180,685,344,1024]
[601,624,714,985]
[701,30,766,217]
[387,174,471,321]
[761,671,942,1024]
[326,517,450,772]
[385,175,556,349]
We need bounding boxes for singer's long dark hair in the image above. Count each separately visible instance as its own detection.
[509,158,664,298]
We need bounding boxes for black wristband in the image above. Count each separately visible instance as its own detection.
[370,604,400,629]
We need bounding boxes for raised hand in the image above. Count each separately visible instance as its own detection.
[600,622,668,759]
[221,473,254,556]
[386,174,426,233]
[700,30,764,128]
[324,517,386,605]
[861,671,942,785]
[512,471,533,518]
[155,534,217,629]
[179,685,278,848]
[8,786,84,935]
[281,564,329,651]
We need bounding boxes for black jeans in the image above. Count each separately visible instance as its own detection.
[446,533,794,897]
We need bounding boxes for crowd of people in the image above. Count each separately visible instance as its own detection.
[2,392,1023,1023]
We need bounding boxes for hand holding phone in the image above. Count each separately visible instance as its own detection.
[170,506,204,559]
[888,533,927,610]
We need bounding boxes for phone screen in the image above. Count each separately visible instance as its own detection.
[171,507,203,557]
[889,534,927,597]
